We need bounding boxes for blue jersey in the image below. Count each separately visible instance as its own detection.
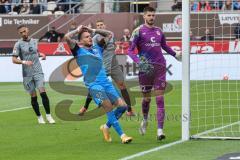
[71,44,109,87]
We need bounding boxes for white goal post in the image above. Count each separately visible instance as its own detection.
[182,0,240,140]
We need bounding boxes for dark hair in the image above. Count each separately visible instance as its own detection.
[96,19,104,23]
[78,28,89,40]
[143,6,156,13]
[17,24,27,30]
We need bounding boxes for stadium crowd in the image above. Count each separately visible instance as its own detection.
[0,0,83,14]
[0,0,240,14]
[172,0,240,11]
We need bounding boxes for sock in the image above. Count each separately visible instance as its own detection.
[142,99,151,120]
[120,89,132,112]
[106,106,127,128]
[104,124,109,129]
[157,128,163,136]
[156,96,165,129]
[106,111,124,136]
[40,92,50,114]
[31,96,41,116]
[120,134,126,139]
[84,92,92,109]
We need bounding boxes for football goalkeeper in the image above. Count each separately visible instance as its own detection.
[128,6,181,140]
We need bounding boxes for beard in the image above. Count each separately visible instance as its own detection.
[22,36,29,41]
[147,20,154,26]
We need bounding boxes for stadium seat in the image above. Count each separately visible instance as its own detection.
[47,1,57,11]
[8,12,18,15]
[42,11,53,15]
[54,11,64,16]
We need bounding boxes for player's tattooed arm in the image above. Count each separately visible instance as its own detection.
[83,26,112,38]
[95,30,113,46]
[64,25,82,49]
[95,29,112,38]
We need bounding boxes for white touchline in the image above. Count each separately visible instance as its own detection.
[230,157,240,160]
[0,106,31,113]
[119,140,186,160]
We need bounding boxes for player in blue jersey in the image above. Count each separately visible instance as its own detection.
[64,25,132,144]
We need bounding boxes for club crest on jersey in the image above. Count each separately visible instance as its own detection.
[93,49,98,54]
[156,31,161,35]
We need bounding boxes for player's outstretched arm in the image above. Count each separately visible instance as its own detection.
[161,34,182,61]
[64,25,82,49]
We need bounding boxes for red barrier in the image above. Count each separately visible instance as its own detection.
[37,41,240,56]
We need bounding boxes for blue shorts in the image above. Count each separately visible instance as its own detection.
[88,82,120,106]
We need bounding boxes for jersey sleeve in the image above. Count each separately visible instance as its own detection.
[70,43,79,57]
[128,27,140,63]
[12,41,20,57]
[92,34,102,45]
[161,34,176,57]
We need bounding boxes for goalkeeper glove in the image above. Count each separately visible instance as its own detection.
[139,57,154,74]
[175,52,182,61]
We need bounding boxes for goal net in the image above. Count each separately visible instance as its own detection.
[189,1,240,139]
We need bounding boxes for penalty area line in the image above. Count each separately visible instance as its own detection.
[0,106,31,113]
[119,140,186,160]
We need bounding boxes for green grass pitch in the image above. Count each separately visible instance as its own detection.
[0,81,239,160]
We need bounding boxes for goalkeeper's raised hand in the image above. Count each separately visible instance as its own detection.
[175,52,182,61]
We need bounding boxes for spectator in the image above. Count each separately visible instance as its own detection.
[198,0,212,11]
[222,0,233,10]
[58,0,82,13]
[233,0,240,10]
[210,0,223,10]
[190,30,198,41]
[39,27,64,42]
[191,0,199,11]
[53,5,64,13]
[201,29,214,41]
[120,28,131,42]
[30,0,41,14]
[68,21,78,40]
[38,0,47,11]
[118,0,130,12]
[171,0,182,11]
[4,0,11,13]
[0,0,7,14]
[234,21,240,40]
[70,0,83,13]
[19,2,30,14]
[12,0,22,13]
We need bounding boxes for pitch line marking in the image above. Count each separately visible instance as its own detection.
[119,140,186,160]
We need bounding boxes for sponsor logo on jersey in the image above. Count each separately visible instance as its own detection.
[145,36,160,47]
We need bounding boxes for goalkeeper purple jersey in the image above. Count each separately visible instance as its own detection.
[128,24,176,64]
